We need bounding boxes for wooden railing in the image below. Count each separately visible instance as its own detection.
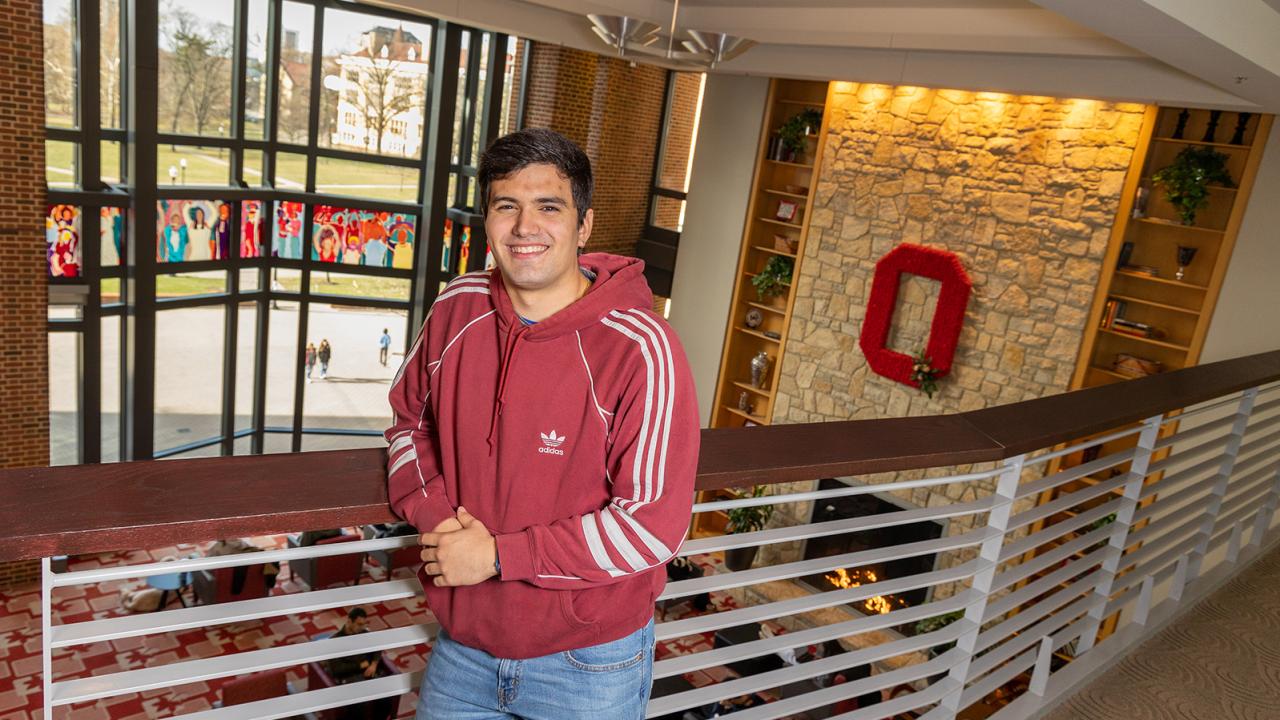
[3,350,1278,562]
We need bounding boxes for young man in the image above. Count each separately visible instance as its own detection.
[384,128,700,719]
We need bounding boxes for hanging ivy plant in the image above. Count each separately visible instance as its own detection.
[752,256,794,301]
[778,108,823,155]
[1151,146,1234,225]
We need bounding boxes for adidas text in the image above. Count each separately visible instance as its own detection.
[538,446,564,456]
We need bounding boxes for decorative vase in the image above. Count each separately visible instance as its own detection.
[1176,246,1198,281]
[1231,112,1252,145]
[1202,110,1222,143]
[749,351,771,388]
[1171,109,1191,139]
[723,545,759,571]
[737,391,753,414]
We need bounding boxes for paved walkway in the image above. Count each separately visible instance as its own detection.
[1045,543,1280,719]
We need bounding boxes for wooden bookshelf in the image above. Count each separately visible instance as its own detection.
[1022,105,1273,641]
[693,78,832,537]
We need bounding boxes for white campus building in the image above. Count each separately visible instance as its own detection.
[330,26,428,156]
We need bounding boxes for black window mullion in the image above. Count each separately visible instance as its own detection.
[230,0,249,185]
[251,291,269,453]
[262,0,283,187]
[122,0,159,460]
[220,258,241,456]
[304,5,323,193]
[291,269,310,452]
[411,22,461,332]
[79,0,102,191]
[477,33,507,157]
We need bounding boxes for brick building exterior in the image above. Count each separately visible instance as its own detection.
[0,0,49,588]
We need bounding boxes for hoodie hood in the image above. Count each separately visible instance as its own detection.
[490,253,653,340]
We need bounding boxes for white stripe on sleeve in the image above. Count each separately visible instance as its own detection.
[600,508,649,572]
[581,514,626,577]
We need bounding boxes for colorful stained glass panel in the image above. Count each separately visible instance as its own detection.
[311,205,415,269]
[273,201,305,259]
[46,204,82,278]
[156,199,234,262]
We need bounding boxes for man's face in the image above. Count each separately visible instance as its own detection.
[485,163,592,296]
[346,615,367,633]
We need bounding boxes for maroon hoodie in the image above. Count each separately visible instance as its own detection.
[385,253,700,659]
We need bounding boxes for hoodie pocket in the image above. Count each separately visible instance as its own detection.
[559,590,596,631]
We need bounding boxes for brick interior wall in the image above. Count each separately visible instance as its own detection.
[520,43,666,256]
[753,84,1148,601]
[0,0,49,588]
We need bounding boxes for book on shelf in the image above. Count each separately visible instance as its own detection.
[1100,299,1127,329]
[1119,264,1160,277]
[1111,317,1166,339]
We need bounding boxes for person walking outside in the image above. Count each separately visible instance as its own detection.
[305,342,317,382]
[378,328,392,366]
[318,339,332,379]
[384,128,700,719]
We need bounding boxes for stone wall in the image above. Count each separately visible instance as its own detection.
[0,0,48,588]
[758,84,1148,596]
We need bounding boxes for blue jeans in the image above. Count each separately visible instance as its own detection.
[417,619,655,719]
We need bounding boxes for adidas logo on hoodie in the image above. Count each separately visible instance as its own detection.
[538,430,566,455]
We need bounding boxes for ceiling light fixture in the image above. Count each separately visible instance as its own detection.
[683,30,755,69]
[587,14,660,58]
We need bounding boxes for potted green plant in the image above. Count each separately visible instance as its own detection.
[1151,146,1234,225]
[723,486,774,571]
[775,108,822,162]
[752,256,794,303]
[914,609,965,658]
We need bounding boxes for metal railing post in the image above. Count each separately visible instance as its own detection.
[1187,387,1259,580]
[1029,635,1054,697]
[1133,575,1155,626]
[42,557,53,720]
[1251,466,1280,548]
[937,453,1025,717]
[1075,414,1162,654]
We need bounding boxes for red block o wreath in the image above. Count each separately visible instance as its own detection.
[858,243,972,388]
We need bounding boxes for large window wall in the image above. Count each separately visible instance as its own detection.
[44,0,522,464]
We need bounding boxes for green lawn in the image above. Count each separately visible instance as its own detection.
[102,272,410,302]
[48,141,419,203]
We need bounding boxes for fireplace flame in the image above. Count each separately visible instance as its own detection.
[824,567,905,615]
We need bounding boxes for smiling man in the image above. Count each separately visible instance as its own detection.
[384,128,700,719]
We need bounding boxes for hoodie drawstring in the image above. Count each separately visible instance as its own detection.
[487,324,526,453]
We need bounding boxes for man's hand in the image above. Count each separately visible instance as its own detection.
[419,507,497,587]
[420,515,463,562]
[362,660,378,678]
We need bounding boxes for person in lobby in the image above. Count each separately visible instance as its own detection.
[384,128,700,719]
[326,607,397,720]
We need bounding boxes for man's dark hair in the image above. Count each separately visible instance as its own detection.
[347,607,368,621]
[478,128,593,225]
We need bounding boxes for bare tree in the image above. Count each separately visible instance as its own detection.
[100,0,122,128]
[352,58,415,154]
[162,8,231,135]
[42,8,76,125]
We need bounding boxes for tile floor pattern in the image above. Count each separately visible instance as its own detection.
[0,537,772,720]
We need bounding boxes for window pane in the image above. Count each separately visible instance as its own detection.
[656,72,705,193]
[312,205,415,268]
[43,0,78,128]
[155,306,226,451]
[244,148,266,186]
[500,37,523,137]
[315,155,418,202]
[102,315,121,462]
[271,267,303,293]
[49,331,82,465]
[101,139,122,184]
[263,431,294,454]
[245,0,268,140]
[235,301,257,430]
[320,10,431,159]
[241,200,267,257]
[310,272,410,302]
[99,206,125,266]
[102,278,121,304]
[302,304,405,433]
[159,444,222,459]
[265,306,298,433]
[272,201,306,258]
[101,0,123,129]
[277,151,308,189]
[47,140,78,189]
[240,267,261,291]
[46,204,83,278]
[278,2,314,144]
[158,0,234,137]
[158,145,231,186]
[157,270,228,297]
[470,33,490,164]
[302,434,386,451]
[157,199,235,262]
[650,195,687,233]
